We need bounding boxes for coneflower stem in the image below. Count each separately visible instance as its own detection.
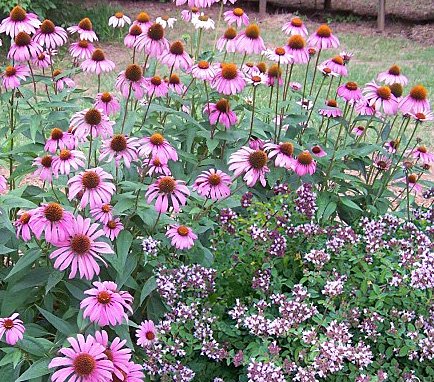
[140,90,155,128]
[247,85,257,142]
[283,62,294,100]
[88,126,93,165]
[267,84,274,123]
[121,83,133,134]
[240,52,247,67]
[213,1,225,50]
[132,47,136,63]
[142,53,149,75]
[9,89,15,190]
[305,75,326,127]
[204,80,210,121]
[274,61,281,142]
[301,57,311,106]
[151,211,161,232]
[97,74,101,93]
[308,48,322,96]
[325,75,334,100]
[196,28,203,61]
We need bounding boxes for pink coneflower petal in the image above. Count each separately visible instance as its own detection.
[307,24,340,49]
[81,48,115,75]
[115,64,147,99]
[264,142,296,169]
[224,8,249,28]
[1,65,30,90]
[166,224,198,249]
[94,92,121,116]
[99,134,139,168]
[294,151,317,176]
[193,168,232,200]
[145,176,190,213]
[136,320,157,347]
[0,5,41,38]
[33,20,67,49]
[204,99,238,129]
[0,313,25,345]
[138,133,178,162]
[211,63,246,95]
[377,65,408,86]
[228,147,269,187]
[67,18,98,41]
[282,18,308,37]
[235,24,266,55]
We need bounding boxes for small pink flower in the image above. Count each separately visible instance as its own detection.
[29,203,75,244]
[384,140,400,153]
[1,65,30,90]
[109,12,131,28]
[355,97,382,117]
[362,81,398,115]
[103,218,124,241]
[166,224,198,249]
[264,142,296,169]
[70,108,115,140]
[289,82,302,90]
[0,175,7,193]
[285,35,309,64]
[321,56,347,76]
[99,134,139,168]
[81,48,115,75]
[0,313,25,345]
[133,23,170,57]
[133,12,153,31]
[67,18,98,41]
[224,8,249,28]
[189,60,216,81]
[32,155,54,181]
[146,176,190,213]
[33,19,67,49]
[181,7,201,22]
[52,149,86,177]
[68,167,116,209]
[145,75,169,97]
[124,24,143,48]
[0,5,41,38]
[228,147,269,187]
[69,40,95,60]
[282,18,309,37]
[53,70,75,91]
[167,74,187,95]
[159,41,193,71]
[81,281,132,326]
[337,82,363,102]
[307,24,340,49]
[8,31,42,61]
[49,214,114,279]
[90,204,114,224]
[377,65,408,86]
[249,138,264,150]
[318,99,342,118]
[136,320,157,347]
[409,110,434,122]
[406,146,434,164]
[235,24,266,55]
[216,27,237,53]
[211,63,246,95]
[373,154,391,171]
[48,334,114,381]
[32,51,53,68]
[311,145,327,157]
[94,92,120,116]
[264,47,293,65]
[138,133,178,162]
[45,128,76,153]
[145,156,172,176]
[204,99,238,129]
[294,151,317,176]
[115,64,147,99]
[193,168,232,200]
[352,125,366,136]
[395,174,422,194]
[15,210,33,242]
[398,85,430,114]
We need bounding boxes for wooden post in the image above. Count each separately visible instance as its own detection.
[378,0,386,32]
[259,0,267,19]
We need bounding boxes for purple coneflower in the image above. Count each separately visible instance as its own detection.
[406,146,434,164]
[69,40,95,60]
[81,48,115,75]
[211,63,246,95]
[167,74,187,95]
[321,56,347,76]
[285,35,309,64]
[363,81,398,115]
[67,17,98,41]
[70,108,115,139]
[409,110,434,122]
[245,71,268,86]
[81,281,132,326]
[235,24,266,55]
[95,330,131,380]
[216,27,237,53]
[1,65,29,90]
[228,147,269,187]
[124,24,143,48]
[267,64,283,86]
[136,320,157,348]
[133,12,153,31]
[134,23,170,57]
[0,313,25,345]
[307,24,339,49]
[156,16,177,29]
[224,8,249,28]
[377,65,408,86]
[181,7,201,22]
[109,12,131,28]
[189,60,216,81]
[282,18,308,37]
[290,82,302,90]
[103,219,124,241]
[146,157,171,176]
[384,139,400,153]
[29,202,74,244]
[337,81,363,102]
[53,69,75,91]
[95,92,121,116]
[373,154,391,171]
[138,133,178,162]
[355,97,382,117]
[395,174,423,194]
[100,134,139,168]
[264,142,296,169]
[242,62,259,76]
[166,225,198,249]
[32,52,52,68]
[8,31,42,61]
[48,334,113,381]
[352,125,366,136]
[311,145,327,157]
[204,99,238,129]
[249,138,265,150]
[193,168,232,199]
[91,204,114,224]
[0,5,41,38]
[192,15,215,30]
[145,75,169,97]
[318,99,342,118]
[0,175,7,193]
[294,151,317,176]
[52,149,86,177]
[33,19,67,49]
[398,85,430,114]
[264,47,293,65]
[145,176,190,213]
[15,211,33,242]
[115,64,147,99]
[159,40,193,71]
[32,155,54,181]
[49,214,114,279]
[68,167,116,209]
